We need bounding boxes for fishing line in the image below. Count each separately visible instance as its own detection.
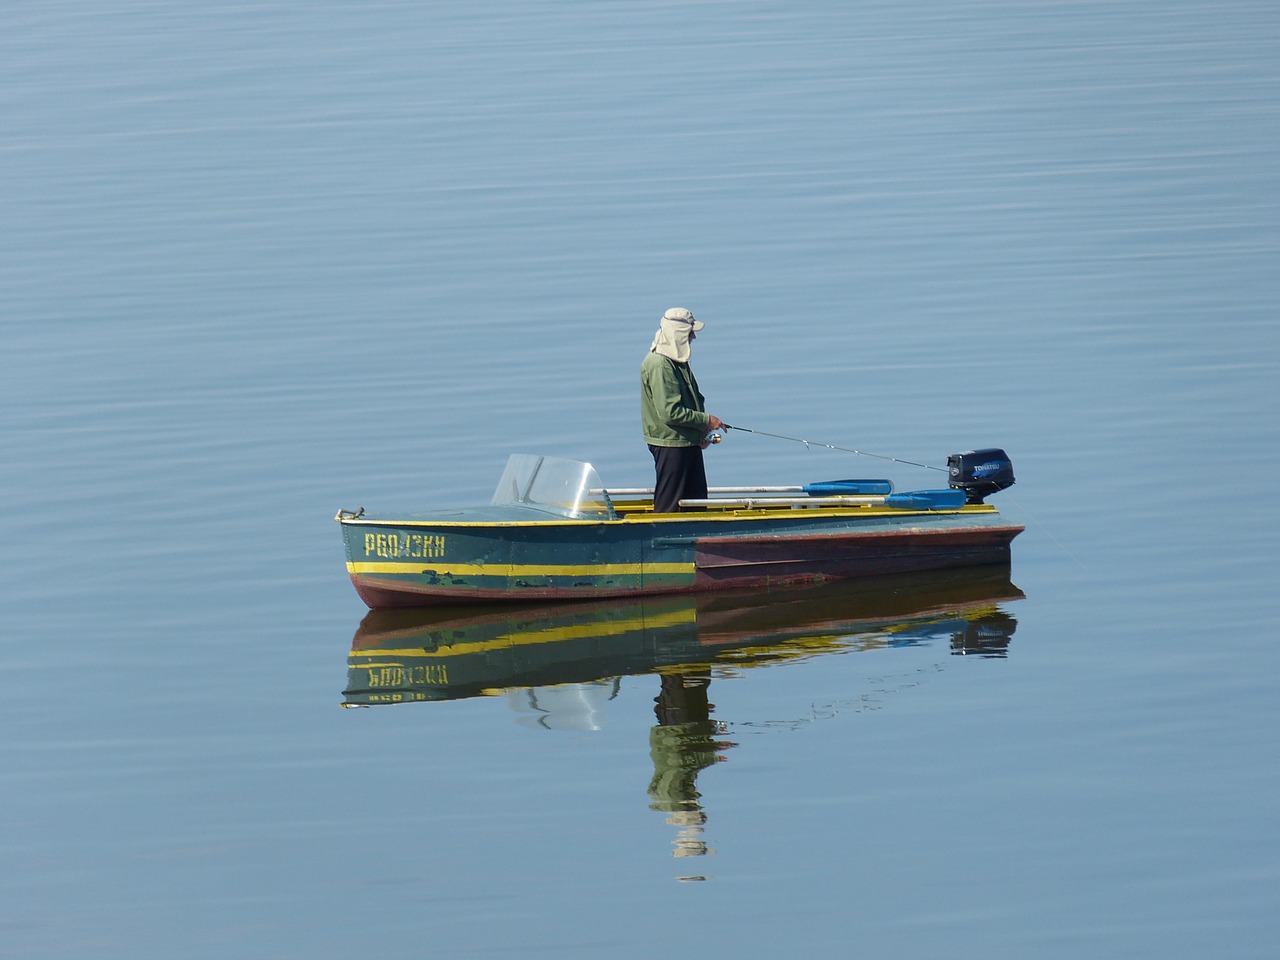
[999,488,1090,573]
[720,423,948,473]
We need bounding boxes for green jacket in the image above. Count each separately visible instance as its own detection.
[641,352,710,447]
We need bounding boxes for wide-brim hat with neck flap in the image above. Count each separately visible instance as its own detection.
[662,307,703,331]
[650,307,703,362]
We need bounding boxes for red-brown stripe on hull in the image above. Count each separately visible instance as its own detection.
[349,576,650,609]
[692,525,1024,587]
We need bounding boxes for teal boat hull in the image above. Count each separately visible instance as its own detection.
[338,502,1022,608]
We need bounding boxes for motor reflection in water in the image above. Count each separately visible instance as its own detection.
[343,565,1023,876]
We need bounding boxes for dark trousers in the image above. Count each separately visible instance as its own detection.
[649,444,707,513]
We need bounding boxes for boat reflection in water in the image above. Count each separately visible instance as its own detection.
[344,565,1023,874]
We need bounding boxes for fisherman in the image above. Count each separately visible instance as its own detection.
[640,307,723,513]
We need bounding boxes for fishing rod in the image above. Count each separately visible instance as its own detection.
[717,423,948,473]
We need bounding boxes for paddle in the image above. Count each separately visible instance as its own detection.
[677,489,967,510]
[798,479,893,496]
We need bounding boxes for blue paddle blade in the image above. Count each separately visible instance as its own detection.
[883,489,968,510]
[803,479,894,496]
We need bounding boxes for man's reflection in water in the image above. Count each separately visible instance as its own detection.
[648,672,735,863]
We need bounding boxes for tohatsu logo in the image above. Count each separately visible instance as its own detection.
[970,460,1007,476]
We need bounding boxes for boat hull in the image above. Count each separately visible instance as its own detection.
[339,505,1023,608]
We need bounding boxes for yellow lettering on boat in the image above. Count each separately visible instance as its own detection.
[407,534,447,558]
[363,693,436,703]
[365,663,449,688]
[364,533,447,559]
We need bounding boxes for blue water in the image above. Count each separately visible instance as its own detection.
[3,2,1278,957]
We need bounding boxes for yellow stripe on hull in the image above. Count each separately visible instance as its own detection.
[347,560,695,577]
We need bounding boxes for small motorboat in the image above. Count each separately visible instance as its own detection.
[335,449,1021,608]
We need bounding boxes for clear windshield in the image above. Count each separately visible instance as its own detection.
[490,454,616,520]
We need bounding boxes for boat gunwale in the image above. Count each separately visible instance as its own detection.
[335,502,1003,529]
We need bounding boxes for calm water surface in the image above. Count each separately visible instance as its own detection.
[3,2,1278,957]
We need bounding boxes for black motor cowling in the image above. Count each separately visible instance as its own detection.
[947,448,1015,504]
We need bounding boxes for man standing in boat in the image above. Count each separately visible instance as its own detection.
[641,307,723,512]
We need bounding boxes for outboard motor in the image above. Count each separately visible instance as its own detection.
[947,448,1015,504]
